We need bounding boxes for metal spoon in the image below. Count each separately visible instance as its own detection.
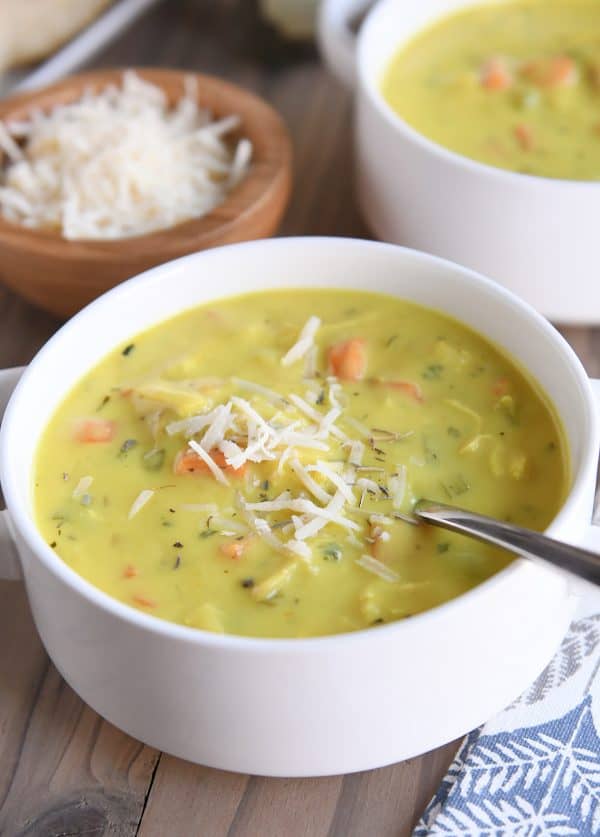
[413,499,600,585]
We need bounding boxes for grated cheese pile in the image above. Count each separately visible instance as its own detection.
[0,71,253,240]
[157,316,414,582]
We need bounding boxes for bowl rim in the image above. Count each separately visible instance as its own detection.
[0,66,293,253]
[1,236,596,652]
[357,0,600,190]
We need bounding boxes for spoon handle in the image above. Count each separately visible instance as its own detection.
[414,499,600,586]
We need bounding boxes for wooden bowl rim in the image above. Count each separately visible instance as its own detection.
[0,67,293,259]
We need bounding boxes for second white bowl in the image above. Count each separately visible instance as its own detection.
[319,0,600,324]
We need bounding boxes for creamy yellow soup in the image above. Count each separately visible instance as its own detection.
[33,290,568,638]
[382,1,600,180]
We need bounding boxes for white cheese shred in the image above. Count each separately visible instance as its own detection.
[290,457,332,505]
[72,475,93,499]
[388,464,407,509]
[128,489,155,520]
[348,440,365,466]
[281,316,321,367]
[232,378,288,405]
[188,440,230,486]
[357,555,400,583]
[308,460,355,503]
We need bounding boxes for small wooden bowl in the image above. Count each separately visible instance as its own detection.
[0,68,293,318]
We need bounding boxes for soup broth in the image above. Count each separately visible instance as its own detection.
[34,289,568,638]
[382,1,600,180]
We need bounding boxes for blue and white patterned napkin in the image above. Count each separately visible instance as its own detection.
[415,589,600,836]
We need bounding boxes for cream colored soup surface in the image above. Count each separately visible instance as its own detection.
[34,290,568,638]
[382,1,600,180]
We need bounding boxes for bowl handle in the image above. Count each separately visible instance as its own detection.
[580,379,600,558]
[0,367,25,581]
[317,0,374,88]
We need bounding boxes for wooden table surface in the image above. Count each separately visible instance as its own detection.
[0,3,599,835]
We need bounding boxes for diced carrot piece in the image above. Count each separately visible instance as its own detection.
[547,56,578,88]
[492,377,510,397]
[481,57,512,90]
[123,564,138,579]
[132,594,156,608]
[220,541,246,560]
[515,123,535,151]
[174,448,247,477]
[74,418,116,443]
[327,338,367,381]
[375,379,424,402]
[521,56,578,88]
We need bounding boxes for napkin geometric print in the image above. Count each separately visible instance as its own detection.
[414,591,600,836]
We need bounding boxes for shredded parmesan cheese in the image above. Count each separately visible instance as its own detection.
[342,416,370,438]
[288,394,346,442]
[245,496,360,532]
[0,71,252,240]
[128,489,155,520]
[356,477,379,494]
[290,458,332,504]
[72,475,93,499]
[281,316,321,367]
[307,460,355,503]
[188,440,229,486]
[388,464,407,509]
[232,378,288,405]
[357,555,400,583]
[159,374,414,563]
[348,440,365,466]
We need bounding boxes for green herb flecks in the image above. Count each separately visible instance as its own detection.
[97,394,111,412]
[322,543,343,561]
[122,344,135,356]
[119,438,138,458]
[422,364,444,380]
[423,436,439,465]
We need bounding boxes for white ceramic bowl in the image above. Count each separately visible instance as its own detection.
[0,237,599,777]
[318,0,600,324]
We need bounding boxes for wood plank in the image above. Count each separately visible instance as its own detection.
[0,585,160,836]
[138,757,342,837]
[0,582,49,810]
[226,774,342,837]
[137,759,249,837]
[0,287,60,366]
[326,743,459,837]
[137,743,458,837]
